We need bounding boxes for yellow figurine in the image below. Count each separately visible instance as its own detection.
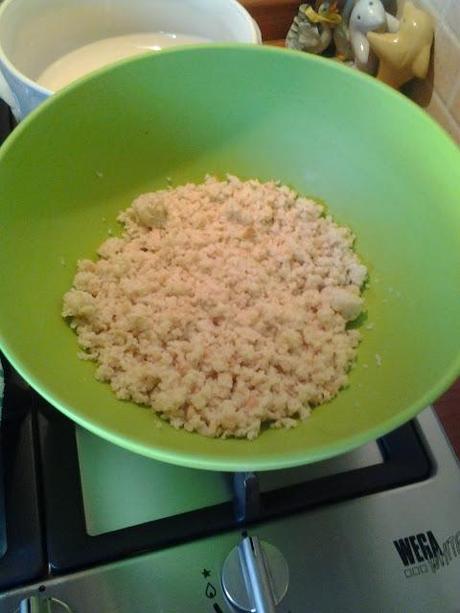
[367,2,433,89]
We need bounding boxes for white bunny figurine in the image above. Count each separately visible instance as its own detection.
[349,0,399,73]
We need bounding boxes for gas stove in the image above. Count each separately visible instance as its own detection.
[1,102,459,612]
[0,355,459,613]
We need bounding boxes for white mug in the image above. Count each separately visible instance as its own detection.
[0,0,261,120]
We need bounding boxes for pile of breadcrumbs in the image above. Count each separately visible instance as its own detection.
[63,176,367,439]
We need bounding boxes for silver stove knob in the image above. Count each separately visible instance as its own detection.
[222,536,289,613]
[15,596,73,613]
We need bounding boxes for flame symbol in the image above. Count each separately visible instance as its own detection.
[205,582,217,599]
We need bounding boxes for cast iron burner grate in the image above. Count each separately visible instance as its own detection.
[37,394,431,575]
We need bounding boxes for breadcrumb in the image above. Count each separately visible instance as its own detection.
[63,176,367,439]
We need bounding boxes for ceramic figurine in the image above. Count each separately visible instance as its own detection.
[349,0,399,73]
[333,20,354,61]
[342,0,395,23]
[367,2,433,89]
[286,2,341,55]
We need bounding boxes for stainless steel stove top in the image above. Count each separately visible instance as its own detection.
[1,390,459,613]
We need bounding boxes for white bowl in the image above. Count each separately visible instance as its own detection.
[0,0,261,120]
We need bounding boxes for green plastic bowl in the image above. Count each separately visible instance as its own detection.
[0,45,459,471]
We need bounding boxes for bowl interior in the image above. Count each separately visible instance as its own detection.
[0,45,459,471]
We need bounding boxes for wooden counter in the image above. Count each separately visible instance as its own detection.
[434,379,460,458]
[241,0,460,457]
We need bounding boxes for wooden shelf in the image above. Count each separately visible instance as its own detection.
[265,39,286,46]
[434,380,460,458]
[240,0,298,41]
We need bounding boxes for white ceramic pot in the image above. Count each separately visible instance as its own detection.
[0,0,261,120]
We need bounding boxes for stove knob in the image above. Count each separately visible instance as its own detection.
[15,596,73,613]
[222,536,289,613]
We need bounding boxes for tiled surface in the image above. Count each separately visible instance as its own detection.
[421,0,448,16]
[451,80,460,124]
[432,23,460,104]
[445,0,460,39]
[427,90,460,142]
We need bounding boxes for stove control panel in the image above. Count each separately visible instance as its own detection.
[15,596,73,613]
[222,536,289,612]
